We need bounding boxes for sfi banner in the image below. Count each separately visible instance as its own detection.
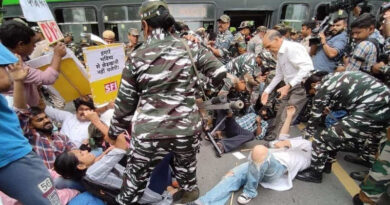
[38,21,64,44]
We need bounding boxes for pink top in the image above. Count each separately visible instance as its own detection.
[23,63,59,107]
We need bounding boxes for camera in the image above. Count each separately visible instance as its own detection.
[309,16,332,46]
[326,0,366,14]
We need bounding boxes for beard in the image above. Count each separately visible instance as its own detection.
[35,123,53,135]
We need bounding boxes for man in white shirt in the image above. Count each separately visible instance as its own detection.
[261,30,313,141]
[189,106,312,205]
[45,98,97,147]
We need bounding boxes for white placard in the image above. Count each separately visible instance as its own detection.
[83,44,126,82]
[19,0,55,22]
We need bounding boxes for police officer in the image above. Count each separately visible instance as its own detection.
[107,0,227,204]
[126,28,140,57]
[296,71,390,183]
[207,14,233,64]
[233,21,252,47]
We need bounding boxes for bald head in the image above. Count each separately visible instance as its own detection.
[263,29,284,55]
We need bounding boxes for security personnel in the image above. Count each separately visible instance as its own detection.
[233,21,252,46]
[126,28,140,57]
[207,14,234,64]
[107,0,227,204]
[296,71,390,183]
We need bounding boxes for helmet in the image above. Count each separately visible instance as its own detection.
[139,0,169,20]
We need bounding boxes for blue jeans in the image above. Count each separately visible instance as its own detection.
[200,152,286,205]
[0,151,60,205]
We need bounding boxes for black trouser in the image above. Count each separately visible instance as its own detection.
[215,110,254,153]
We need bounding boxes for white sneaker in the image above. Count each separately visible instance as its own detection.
[237,193,252,204]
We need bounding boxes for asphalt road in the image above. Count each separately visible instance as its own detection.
[196,125,368,205]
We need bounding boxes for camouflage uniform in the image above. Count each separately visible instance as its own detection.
[108,27,227,204]
[377,37,390,87]
[233,32,246,46]
[225,53,260,78]
[305,71,390,172]
[359,139,390,204]
[215,29,233,64]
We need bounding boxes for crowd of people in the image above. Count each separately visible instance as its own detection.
[0,0,389,204]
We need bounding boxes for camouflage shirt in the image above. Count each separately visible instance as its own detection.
[108,28,227,140]
[233,32,246,45]
[225,53,260,77]
[215,30,234,64]
[305,71,390,138]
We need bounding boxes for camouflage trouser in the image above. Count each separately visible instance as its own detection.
[359,140,390,204]
[310,113,387,172]
[116,136,200,204]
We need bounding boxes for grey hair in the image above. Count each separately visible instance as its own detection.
[265,29,282,41]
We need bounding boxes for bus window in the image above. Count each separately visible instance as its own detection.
[315,3,329,21]
[103,6,143,43]
[280,4,309,31]
[54,7,99,43]
[168,4,215,31]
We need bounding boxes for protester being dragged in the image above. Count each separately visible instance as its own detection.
[296,71,390,183]
[0,43,61,205]
[261,30,313,141]
[55,133,176,205]
[190,106,311,205]
[0,20,67,107]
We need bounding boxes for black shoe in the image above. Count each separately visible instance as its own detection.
[324,162,332,174]
[350,171,369,181]
[353,194,363,205]
[296,168,323,183]
[173,187,200,204]
[344,155,372,168]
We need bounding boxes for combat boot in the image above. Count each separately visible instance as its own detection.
[344,154,372,168]
[296,168,323,183]
[173,187,200,205]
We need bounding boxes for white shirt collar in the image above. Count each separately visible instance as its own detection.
[278,39,287,54]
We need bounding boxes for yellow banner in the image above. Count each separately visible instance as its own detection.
[83,43,126,107]
[27,49,91,103]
